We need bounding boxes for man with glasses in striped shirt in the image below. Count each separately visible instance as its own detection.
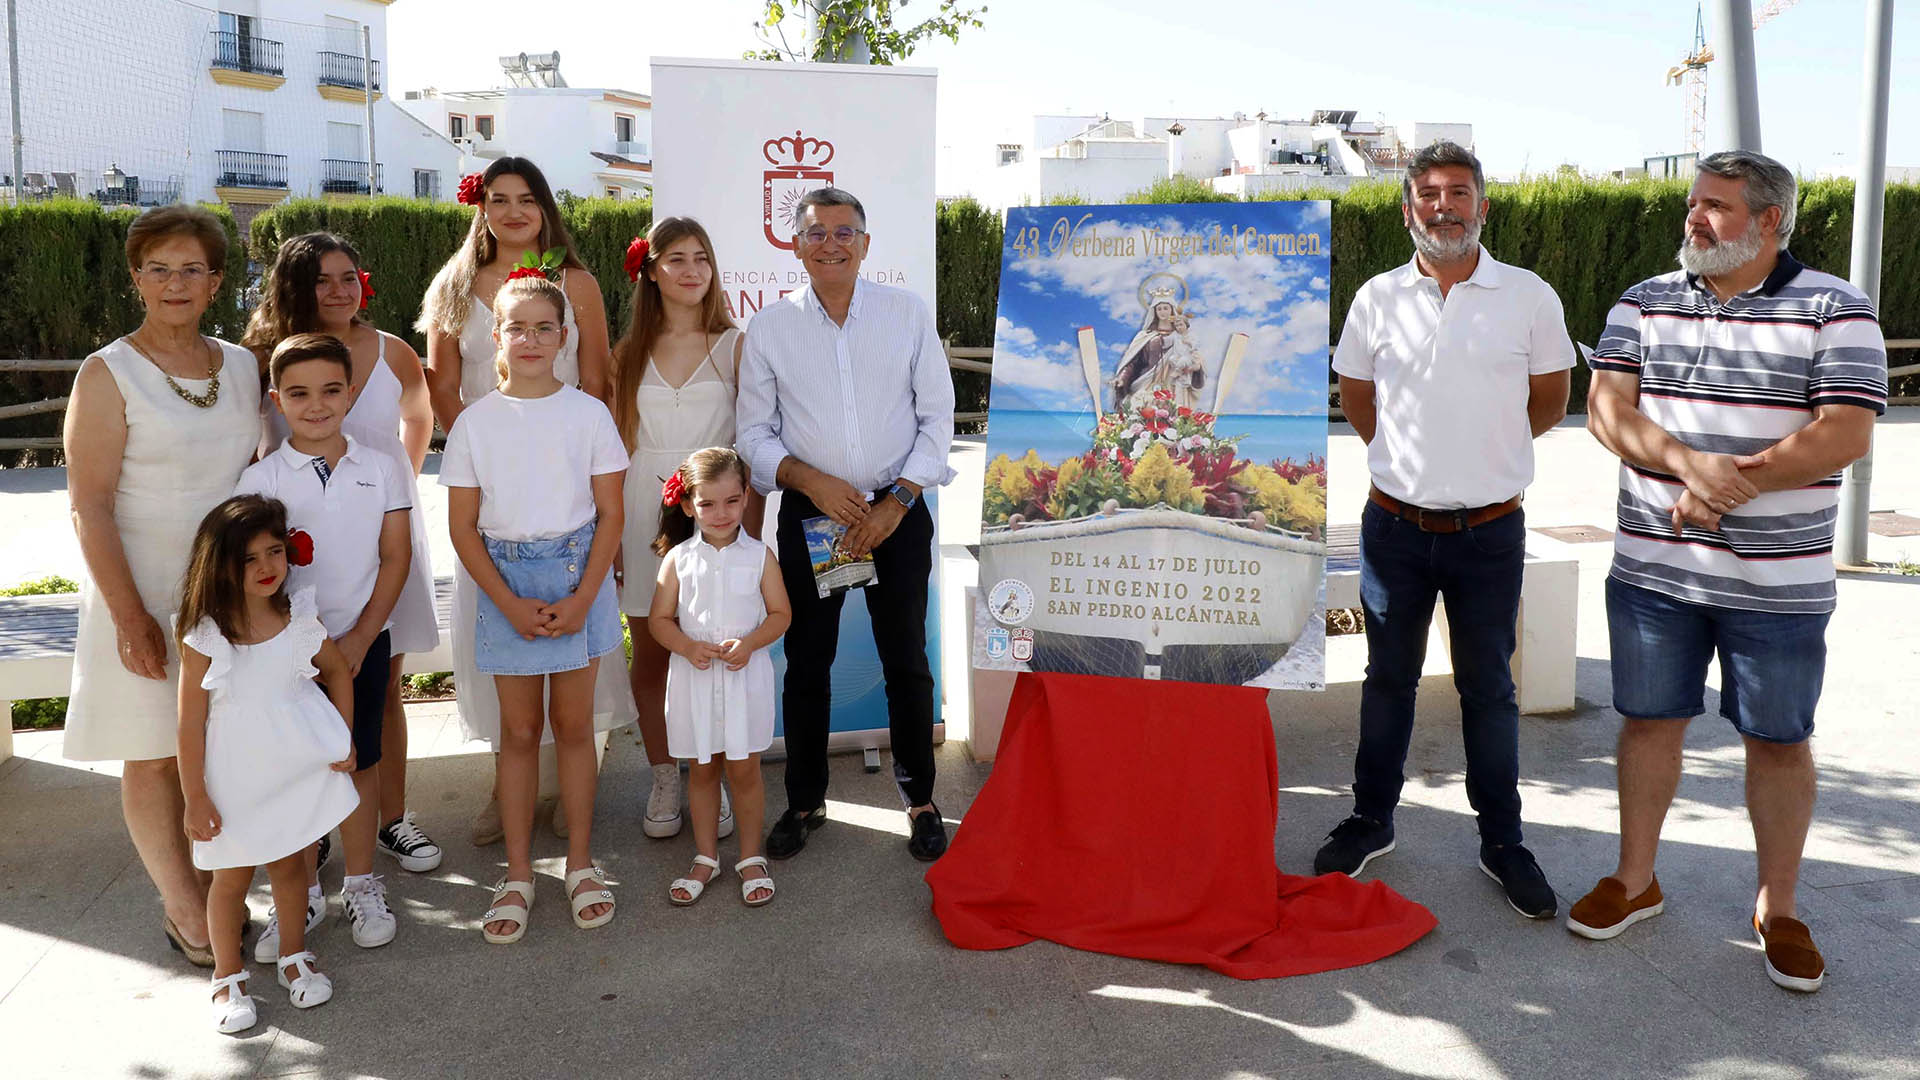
[737,187,957,864]
[1574,150,1886,993]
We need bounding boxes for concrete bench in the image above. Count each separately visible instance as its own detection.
[960,524,1580,762]
[0,579,456,762]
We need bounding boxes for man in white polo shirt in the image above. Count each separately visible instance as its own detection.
[1572,150,1885,993]
[1315,141,1574,919]
[235,333,414,955]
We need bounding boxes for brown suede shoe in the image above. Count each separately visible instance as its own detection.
[1566,875,1665,940]
[1754,914,1825,992]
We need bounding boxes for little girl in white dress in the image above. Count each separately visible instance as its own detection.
[647,448,790,908]
[176,495,360,1034]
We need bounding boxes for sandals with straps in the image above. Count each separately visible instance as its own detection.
[669,854,721,907]
[276,951,333,1009]
[482,879,535,945]
[210,971,256,1034]
[566,865,616,929]
[736,856,777,907]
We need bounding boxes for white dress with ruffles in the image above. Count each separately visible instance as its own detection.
[184,589,360,870]
[664,533,775,763]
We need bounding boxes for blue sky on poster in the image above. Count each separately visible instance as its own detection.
[989,202,1330,416]
[389,1,1918,196]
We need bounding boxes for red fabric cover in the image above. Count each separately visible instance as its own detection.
[927,672,1437,979]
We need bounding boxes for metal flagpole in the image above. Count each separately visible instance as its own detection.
[7,0,24,204]
[361,25,377,195]
[1708,0,1763,151]
[1834,0,1896,566]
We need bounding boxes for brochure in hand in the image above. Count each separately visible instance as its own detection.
[803,515,878,599]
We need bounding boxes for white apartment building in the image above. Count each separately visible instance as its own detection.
[398,54,652,201]
[1,0,463,225]
[985,111,1473,207]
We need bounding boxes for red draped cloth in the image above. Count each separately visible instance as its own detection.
[927,673,1436,979]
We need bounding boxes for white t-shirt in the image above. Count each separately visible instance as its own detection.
[233,435,413,638]
[1332,247,1576,509]
[439,385,629,542]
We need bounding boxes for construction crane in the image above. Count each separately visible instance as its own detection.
[1666,0,1801,154]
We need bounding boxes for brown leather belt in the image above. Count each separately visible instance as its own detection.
[1368,485,1521,534]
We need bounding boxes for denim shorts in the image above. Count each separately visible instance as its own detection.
[475,520,622,677]
[1605,576,1830,743]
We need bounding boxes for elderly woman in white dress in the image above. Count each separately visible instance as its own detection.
[418,156,633,843]
[62,205,263,966]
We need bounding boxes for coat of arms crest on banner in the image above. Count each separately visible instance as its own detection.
[762,130,836,251]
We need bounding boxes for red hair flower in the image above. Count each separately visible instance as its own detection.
[504,266,547,283]
[624,237,649,282]
[456,172,486,206]
[661,472,686,506]
[357,270,375,310]
[287,529,314,567]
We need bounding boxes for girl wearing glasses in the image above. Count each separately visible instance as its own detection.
[439,274,629,942]
[62,205,263,968]
[416,157,632,845]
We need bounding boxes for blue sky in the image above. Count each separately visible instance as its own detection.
[988,202,1330,417]
[390,0,1919,194]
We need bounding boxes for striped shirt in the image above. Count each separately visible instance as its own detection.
[737,278,957,496]
[1591,251,1887,614]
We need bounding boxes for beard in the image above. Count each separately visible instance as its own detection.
[1408,211,1482,262]
[1676,218,1767,278]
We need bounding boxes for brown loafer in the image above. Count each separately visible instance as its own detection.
[1566,875,1664,940]
[1754,914,1825,992]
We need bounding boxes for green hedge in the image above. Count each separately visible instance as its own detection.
[3,182,1915,457]
[0,199,247,464]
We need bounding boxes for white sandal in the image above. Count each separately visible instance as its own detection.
[669,854,721,906]
[566,865,615,929]
[210,971,256,1033]
[735,856,777,907]
[276,951,332,1009]
[482,879,534,944]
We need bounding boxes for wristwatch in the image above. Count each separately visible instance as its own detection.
[886,482,918,509]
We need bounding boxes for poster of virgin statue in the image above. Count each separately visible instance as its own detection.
[974,201,1331,690]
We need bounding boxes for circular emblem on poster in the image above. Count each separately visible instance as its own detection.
[988,579,1034,626]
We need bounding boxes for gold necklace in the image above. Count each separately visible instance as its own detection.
[128,332,220,409]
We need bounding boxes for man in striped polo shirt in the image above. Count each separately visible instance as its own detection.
[1574,150,1886,992]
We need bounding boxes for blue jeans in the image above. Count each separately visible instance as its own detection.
[1353,499,1526,847]
[474,520,622,676]
[1605,576,1828,743]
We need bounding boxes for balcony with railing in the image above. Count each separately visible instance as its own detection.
[316,52,382,102]
[216,151,288,190]
[321,159,383,195]
[610,139,650,161]
[209,31,285,81]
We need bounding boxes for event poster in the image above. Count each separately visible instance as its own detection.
[974,203,1330,690]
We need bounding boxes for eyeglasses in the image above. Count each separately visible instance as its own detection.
[798,226,865,247]
[136,265,212,284]
[501,325,562,343]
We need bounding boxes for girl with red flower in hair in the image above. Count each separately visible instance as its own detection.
[417,158,633,845]
[607,216,757,841]
[175,493,360,1031]
[240,231,443,876]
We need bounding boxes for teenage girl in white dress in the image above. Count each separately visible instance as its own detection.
[243,231,443,872]
[418,157,634,844]
[608,216,760,840]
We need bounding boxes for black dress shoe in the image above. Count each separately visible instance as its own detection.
[766,806,826,860]
[907,806,948,862]
[1480,842,1558,919]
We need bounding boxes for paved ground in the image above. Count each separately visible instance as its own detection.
[3,417,1918,1079]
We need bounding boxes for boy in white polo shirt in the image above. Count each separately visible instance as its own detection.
[236,333,413,954]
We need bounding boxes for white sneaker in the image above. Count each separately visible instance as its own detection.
[644,762,683,838]
[718,783,735,840]
[377,811,444,872]
[341,875,397,948]
[254,891,326,964]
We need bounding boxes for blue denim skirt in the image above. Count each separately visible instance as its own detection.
[475,520,623,676]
